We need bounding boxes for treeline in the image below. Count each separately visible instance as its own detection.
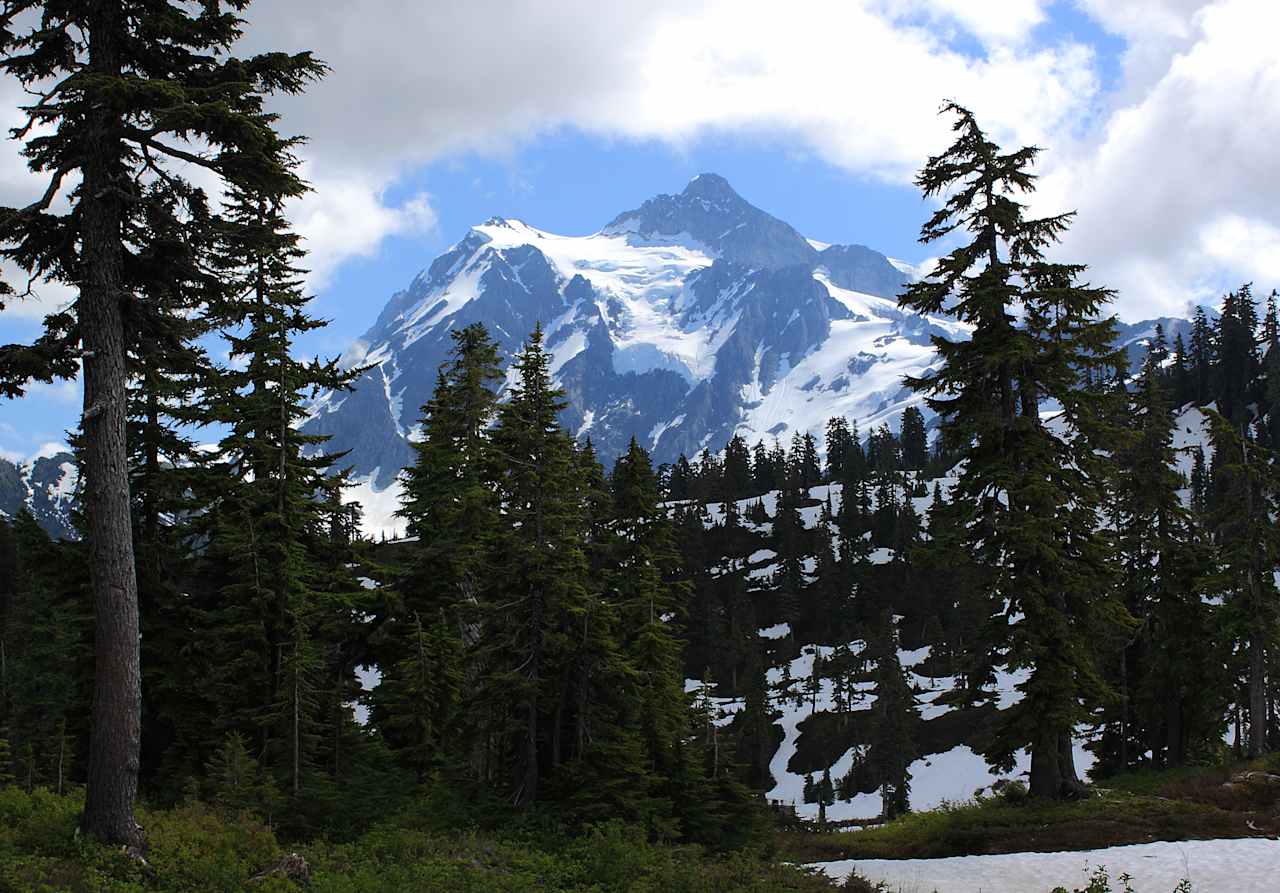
[663,404,945,505]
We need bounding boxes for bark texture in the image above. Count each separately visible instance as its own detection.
[79,0,143,849]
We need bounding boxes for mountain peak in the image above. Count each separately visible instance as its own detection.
[605,174,815,269]
[681,172,742,203]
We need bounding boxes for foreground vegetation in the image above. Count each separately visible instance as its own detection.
[0,786,845,893]
[780,757,1280,865]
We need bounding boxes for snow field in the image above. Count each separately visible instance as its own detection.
[812,837,1280,893]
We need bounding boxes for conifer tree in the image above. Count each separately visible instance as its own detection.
[398,324,503,626]
[483,325,592,806]
[1216,285,1260,426]
[1202,412,1280,757]
[868,613,918,819]
[825,417,853,481]
[375,612,463,782]
[1097,348,1220,773]
[198,181,361,809]
[723,435,754,499]
[609,438,690,768]
[668,454,694,500]
[0,512,91,793]
[899,103,1123,798]
[1190,306,1217,405]
[0,1,323,844]
[900,407,928,470]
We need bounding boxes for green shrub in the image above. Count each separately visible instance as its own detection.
[0,786,837,892]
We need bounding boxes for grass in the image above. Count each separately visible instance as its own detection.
[0,785,853,893]
[777,756,1280,865]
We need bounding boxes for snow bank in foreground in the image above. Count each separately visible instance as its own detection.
[812,837,1279,893]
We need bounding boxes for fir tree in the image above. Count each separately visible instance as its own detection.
[609,438,690,771]
[723,435,754,500]
[483,324,593,807]
[0,1,324,845]
[899,103,1124,799]
[375,612,463,782]
[195,182,365,821]
[1097,347,1219,773]
[1190,306,1217,405]
[868,614,918,820]
[1216,285,1260,426]
[1202,412,1280,757]
[825,417,854,481]
[900,406,928,470]
[398,324,503,618]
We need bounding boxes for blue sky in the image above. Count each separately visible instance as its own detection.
[2,0,1278,461]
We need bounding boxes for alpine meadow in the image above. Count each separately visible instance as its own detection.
[2,3,1280,892]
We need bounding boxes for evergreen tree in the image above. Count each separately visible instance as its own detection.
[899,103,1123,798]
[0,1,323,846]
[1216,285,1260,426]
[375,612,463,782]
[1096,347,1220,773]
[0,513,91,794]
[1261,291,1280,448]
[1190,306,1217,405]
[723,435,754,500]
[197,182,364,817]
[825,417,854,482]
[900,406,928,470]
[868,613,918,820]
[1171,333,1191,407]
[483,325,593,806]
[398,324,503,617]
[610,438,689,764]
[1202,412,1280,757]
[797,432,820,491]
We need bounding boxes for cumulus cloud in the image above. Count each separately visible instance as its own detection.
[288,168,438,291]
[231,0,1101,290]
[242,0,1095,185]
[0,0,1274,323]
[238,0,1280,320]
[1035,0,1280,317]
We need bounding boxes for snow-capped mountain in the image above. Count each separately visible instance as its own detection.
[305,174,965,489]
[0,451,79,540]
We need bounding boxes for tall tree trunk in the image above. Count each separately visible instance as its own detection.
[1118,646,1129,771]
[1028,720,1060,799]
[516,587,542,808]
[1249,619,1266,758]
[1057,730,1086,796]
[1166,688,1184,766]
[80,0,143,849]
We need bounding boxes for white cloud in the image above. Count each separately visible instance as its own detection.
[288,168,438,291]
[26,376,80,406]
[1199,216,1280,286]
[32,440,67,459]
[878,0,1051,46]
[1,0,1274,324]
[1036,0,1280,317]
[219,0,1100,295]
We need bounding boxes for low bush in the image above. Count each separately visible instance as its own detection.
[0,786,838,892]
